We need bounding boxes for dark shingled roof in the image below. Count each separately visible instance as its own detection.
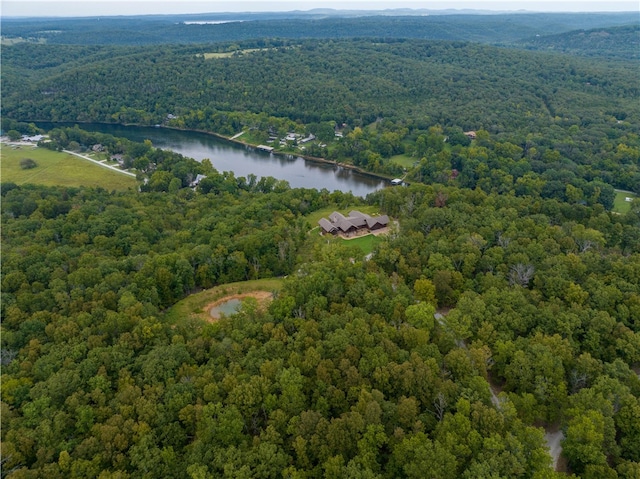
[318,218,337,233]
[366,215,389,229]
[319,210,389,234]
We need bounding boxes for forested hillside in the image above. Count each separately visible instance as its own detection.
[517,25,640,60]
[2,10,640,478]
[2,178,639,477]
[3,39,640,192]
[2,12,636,46]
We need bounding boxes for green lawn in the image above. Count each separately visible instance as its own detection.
[390,153,417,169]
[307,206,388,255]
[340,234,383,255]
[614,190,636,214]
[164,278,284,324]
[1,144,137,191]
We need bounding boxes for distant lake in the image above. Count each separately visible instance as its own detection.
[35,122,386,196]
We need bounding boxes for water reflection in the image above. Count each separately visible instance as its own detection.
[36,122,386,196]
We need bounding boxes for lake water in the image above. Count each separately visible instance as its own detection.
[35,122,386,196]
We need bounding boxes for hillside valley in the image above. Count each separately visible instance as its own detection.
[2,10,640,479]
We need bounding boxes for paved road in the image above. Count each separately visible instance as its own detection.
[63,150,137,177]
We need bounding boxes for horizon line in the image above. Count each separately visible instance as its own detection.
[2,7,639,19]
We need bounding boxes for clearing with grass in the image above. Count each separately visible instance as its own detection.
[164,279,284,324]
[1,144,137,190]
[614,189,637,214]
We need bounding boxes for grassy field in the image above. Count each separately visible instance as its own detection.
[237,129,268,145]
[390,153,417,169]
[340,234,384,255]
[614,190,637,214]
[1,37,46,45]
[1,144,137,190]
[163,278,284,324]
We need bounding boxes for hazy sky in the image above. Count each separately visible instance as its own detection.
[2,0,638,17]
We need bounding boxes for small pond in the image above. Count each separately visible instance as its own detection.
[209,298,243,319]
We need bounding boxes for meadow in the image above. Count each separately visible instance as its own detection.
[614,189,637,214]
[1,144,137,191]
[163,278,284,324]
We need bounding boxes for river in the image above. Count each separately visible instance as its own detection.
[35,122,386,196]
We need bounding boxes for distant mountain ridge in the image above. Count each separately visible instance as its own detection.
[515,24,640,60]
[2,11,637,46]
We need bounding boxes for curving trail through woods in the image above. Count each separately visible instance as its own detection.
[436,308,565,471]
[544,427,565,471]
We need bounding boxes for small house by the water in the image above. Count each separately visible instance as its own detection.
[190,174,207,187]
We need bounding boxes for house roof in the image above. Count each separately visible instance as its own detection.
[318,218,337,233]
[347,216,367,228]
[320,210,388,234]
[337,220,357,232]
[366,215,389,228]
[329,211,347,223]
[191,174,207,187]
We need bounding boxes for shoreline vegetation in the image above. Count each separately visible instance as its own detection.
[31,120,397,185]
[197,126,397,184]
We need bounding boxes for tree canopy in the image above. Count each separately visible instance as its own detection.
[1,12,639,478]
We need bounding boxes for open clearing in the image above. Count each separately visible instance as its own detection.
[340,232,384,255]
[201,48,269,59]
[205,291,273,322]
[1,144,137,191]
[307,205,389,256]
[164,278,283,323]
[613,189,636,214]
[390,153,417,169]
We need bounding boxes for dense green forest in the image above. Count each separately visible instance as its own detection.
[2,11,640,478]
[516,25,640,60]
[2,12,636,46]
[2,177,640,477]
[3,39,640,191]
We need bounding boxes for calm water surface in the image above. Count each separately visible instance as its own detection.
[209,298,242,319]
[36,122,386,196]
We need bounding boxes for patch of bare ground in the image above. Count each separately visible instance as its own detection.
[544,424,567,472]
[488,380,504,409]
[203,291,273,322]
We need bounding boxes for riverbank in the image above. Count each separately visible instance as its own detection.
[28,120,395,185]
[159,124,396,184]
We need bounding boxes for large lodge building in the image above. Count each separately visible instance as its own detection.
[318,210,389,238]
